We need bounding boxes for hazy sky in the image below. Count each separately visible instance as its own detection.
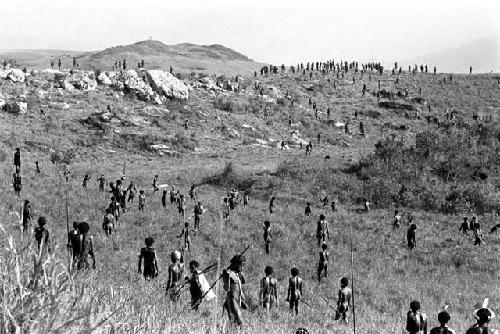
[0,0,498,64]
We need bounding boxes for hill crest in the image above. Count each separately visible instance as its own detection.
[0,40,261,76]
[89,40,252,62]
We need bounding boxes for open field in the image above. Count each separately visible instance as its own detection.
[0,63,499,333]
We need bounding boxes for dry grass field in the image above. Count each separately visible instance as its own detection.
[0,63,499,333]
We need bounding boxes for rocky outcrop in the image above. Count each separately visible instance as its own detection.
[117,70,158,102]
[197,77,222,92]
[145,70,189,100]
[66,71,97,91]
[97,71,112,85]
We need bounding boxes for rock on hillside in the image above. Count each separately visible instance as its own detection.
[116,70,159,103]
[145,70,189,100]
[0,68,26,82]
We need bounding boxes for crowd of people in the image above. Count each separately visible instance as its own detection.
[5,55,499,333]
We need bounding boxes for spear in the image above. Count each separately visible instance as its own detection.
[347,191,357,334]
[321,296,336,312]
[121,160,127,178]
[65,173,71,267]
[166,263,218,294]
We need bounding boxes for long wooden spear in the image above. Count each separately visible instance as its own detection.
[347,191,356,334]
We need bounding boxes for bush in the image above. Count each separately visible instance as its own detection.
[172,133,197,152]
[200,161,256,191]
[346,123,500,213]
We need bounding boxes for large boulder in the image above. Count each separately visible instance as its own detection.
[145,70,189,100]
[7,69,26,83]
[116,70,156,102]
[5,101,28,114]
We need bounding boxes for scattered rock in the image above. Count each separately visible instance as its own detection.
[128,116,150,126]
[35,90,48,99]
[198,77,221,91]
[143,106,170,116]
[50,102,70,110]
[241,123,255,131]
[229,129,240,138]
[262,95,276,103]
[291,133,308,146]
[69,71,98,91]
[150,144,180,156]
[255,138,267,145]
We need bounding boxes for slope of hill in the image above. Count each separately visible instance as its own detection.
[0,65,499,333]
[406,35,500,73]
[0,49,88,69]
[0,40,263,76]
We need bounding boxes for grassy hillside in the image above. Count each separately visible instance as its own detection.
[0,67,499,333]
[0,40,263,76]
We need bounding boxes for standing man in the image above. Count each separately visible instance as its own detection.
[166,250,184,301]
[316,214,330,246]
[137,237,158,280]
[407,224,417,251]
[406,300,428,334]
[223,255,248,327]
[466,303,497,334]
[22,199,32,232]
[14,148,21,171]
[335,277,352,323]
[193,201,205,231]
[67,222,81,267]
[259,266,278,312]
[317,243,329,283]
[97,175,106,192]
[77,222,96,270]
[13,168,22,195]
[287,267,304,316]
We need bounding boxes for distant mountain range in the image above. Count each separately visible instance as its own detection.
[0,40,263,76]
[405,35,500,73]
